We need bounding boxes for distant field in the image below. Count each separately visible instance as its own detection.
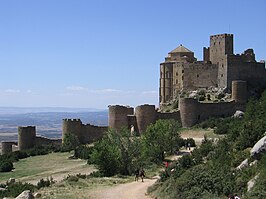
[0,111,108,142]
[0,152,96,184]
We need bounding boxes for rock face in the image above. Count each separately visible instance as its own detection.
[15,190,34,199]
[250,134,266,159]
[233,110,244,118]
[236,158,248,170]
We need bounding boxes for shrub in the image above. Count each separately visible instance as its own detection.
[0,182,36,198]
[66,175,79,182]
[61,133,80,152]
[198,95,205,101]
[74,145,93,159]
[0,161,13,172]
[185,138,196,147]
[37,177,54,189]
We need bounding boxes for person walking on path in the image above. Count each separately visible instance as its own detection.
[139,168,145,182]
[134,168,139,181]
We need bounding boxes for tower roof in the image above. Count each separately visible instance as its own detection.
[170,44,193,53]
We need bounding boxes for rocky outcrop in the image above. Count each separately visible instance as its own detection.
[233,110,244,118]
[236,158,248,170]
[15,190,34,199]
[250,134,266,159]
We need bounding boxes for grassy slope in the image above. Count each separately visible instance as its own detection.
[0,152,95,184]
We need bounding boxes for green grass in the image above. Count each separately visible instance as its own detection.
[0,152,95,184]
[38,176,131,199]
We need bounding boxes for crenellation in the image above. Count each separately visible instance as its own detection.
[160,33,266,104]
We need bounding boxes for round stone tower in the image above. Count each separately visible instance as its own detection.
[108,105,134,131]
[232,80,247,104]
[1,142,13,155]
[179,98,199,127]
[18,126,36,150]
[135,104,156,134]
[62,119,83,142]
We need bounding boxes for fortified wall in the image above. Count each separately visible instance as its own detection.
[108,104,181,134]
[62,119,108,144]
[179,80,247,127]
[1,126,61,155]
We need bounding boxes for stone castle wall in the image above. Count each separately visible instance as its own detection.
[227,55,266,90]
[1,142,14,155]
[108,105,134,131]
[181,62,218,90]
[18,126,36,150]
[159,33,266,104]
[135,104,157,134]
[62,119,108,144]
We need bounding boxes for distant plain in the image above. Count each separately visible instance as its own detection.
[0,108,108,142]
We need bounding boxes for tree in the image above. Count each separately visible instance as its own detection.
[61,133,80,152]
[141,119,182,163]
[89,128,141,176]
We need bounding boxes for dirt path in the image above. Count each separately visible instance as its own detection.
[89,177,158,199]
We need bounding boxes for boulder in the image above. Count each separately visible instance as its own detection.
[33,192,41,198]
[250,134,266,159]
[247,174,259,192]
[7,178,16,184]
[236,158,248,170]
[15,190,34,199]
[233,110,244,118]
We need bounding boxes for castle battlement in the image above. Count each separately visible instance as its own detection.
[160,33,266,103]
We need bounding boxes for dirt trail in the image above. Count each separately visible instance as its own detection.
[89,177,158,199]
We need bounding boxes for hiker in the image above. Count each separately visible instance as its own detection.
[188,142,191,151]
[134,168,139,181]
[139,168,145,182]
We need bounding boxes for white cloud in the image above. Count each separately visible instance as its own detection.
[66,86,88,91]
[141,90,158,95]
[90,88,122,93]
[5,89,20,93]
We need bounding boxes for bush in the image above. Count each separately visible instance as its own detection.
[66,175,79,182]
[61,133,80,152]
[37,177,54,189]
[74,145,93,159]
[90,128,141,176]
[185,138,196,147]
[0,161,13,172]
[198,95,205,101]
[0,182,36,198]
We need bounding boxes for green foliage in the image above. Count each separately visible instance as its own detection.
[178,155,194,169]
[185,138,196,147]
[0,161,13,172]
[141,119,182,163]
[90,128,141,176]
[0,182,36,198]
[74,145,93,159]
[196,117,220,129]
[37,177,55,189]
[61,133,80,152]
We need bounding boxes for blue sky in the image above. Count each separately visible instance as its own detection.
[0,0,265,109]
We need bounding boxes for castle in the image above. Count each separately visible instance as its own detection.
[159,34,266,103]
[1,33,265,155]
